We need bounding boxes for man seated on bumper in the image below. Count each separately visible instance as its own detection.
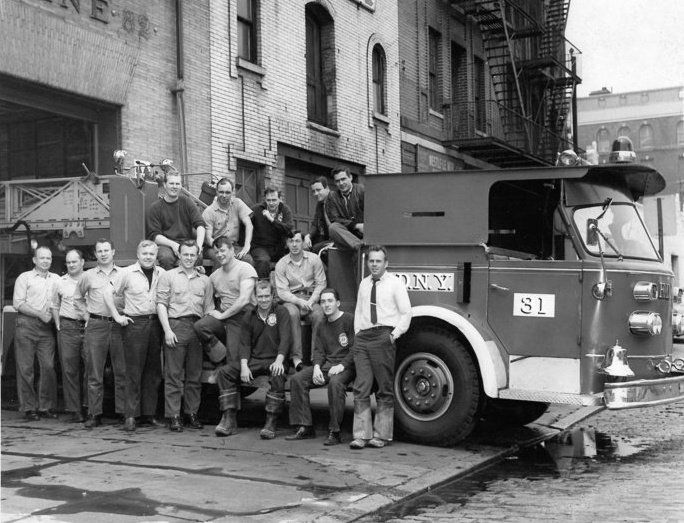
[274,230,326,371]
[214,280,291,439]
[285,287,355,445]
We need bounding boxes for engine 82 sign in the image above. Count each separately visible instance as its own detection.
[513,293,555,318]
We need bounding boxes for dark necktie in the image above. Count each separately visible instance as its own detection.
[370,277,379,324]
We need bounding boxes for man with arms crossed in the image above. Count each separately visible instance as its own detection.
[349,245,411,449]
[157,240,213,432]
[105,240,165,432]
[194,237,257,363]
[146,171,206,270]
[51,249,87,423]
[286,287,355,445]
[214,280,291,439]
[249,186,294,278]
[274,230,326,372]
[326,167,364,252]
[75,238,127,428]
[13,246,60,421]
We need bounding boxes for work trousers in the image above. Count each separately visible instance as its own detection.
[193,314,242,362]
[288,365,355,431]
[352,327,396,441]
[14,314,57,412]
[328,222,362,251]
[84,317,126,416]
[122,316,162,418]
[282,302,324,363]
[164,317,203,418]
[250,245,286,279]
[57,318,87,413]
[216,359,287,413]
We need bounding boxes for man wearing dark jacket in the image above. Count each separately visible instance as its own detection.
[326,167,364,251]
[249,187,294,278]
[304,176,333,254]
[214,280,291,439]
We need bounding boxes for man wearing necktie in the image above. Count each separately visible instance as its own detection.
[349,245,411,449]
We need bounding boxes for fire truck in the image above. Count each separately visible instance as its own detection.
[2,144,683,446]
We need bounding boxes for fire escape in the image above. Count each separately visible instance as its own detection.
[448,0,581,167]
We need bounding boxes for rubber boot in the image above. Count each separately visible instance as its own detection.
[259,413,278,440]
[215,409,238,437]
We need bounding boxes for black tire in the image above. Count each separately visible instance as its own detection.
[394,327,481,446]
[482,399,549,426]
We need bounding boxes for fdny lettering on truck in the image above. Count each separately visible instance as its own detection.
[394,272,454,292]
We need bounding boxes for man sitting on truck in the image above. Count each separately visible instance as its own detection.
[285,287,355,445]
[303,176,333,255]
[249,187,294,278]
[349,245,411,449]
[274,230,326,372]
[146,171,206,270]
[214,280,291,439]
[326,167,364,252]
[194,237,257,364]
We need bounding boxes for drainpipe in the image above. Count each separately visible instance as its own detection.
[570,50,579,153]
[173,0,189,178]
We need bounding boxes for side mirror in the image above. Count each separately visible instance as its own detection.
[586,219,598,246]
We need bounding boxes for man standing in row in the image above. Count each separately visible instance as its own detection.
[13,246,60,421]
[202,177,254,267]
[250,187,294,278]
[157,240,214,432]
[286,288,355,445]
[106,240,164,432]
[303,177,333,255]
[349,245,411,449]
[147,171,206,270]
[51,249,87,423]
[275,230,326,371]
[214,280,291,439]
[194,237,257,363]
[326,167,364,252]
[75,238,127,428]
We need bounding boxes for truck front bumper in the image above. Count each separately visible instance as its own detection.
[603,374,684,409]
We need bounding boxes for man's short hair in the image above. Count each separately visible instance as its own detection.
[289,229,303,240]
[33,245,52,257]
[367,244,388,260]
[95,238,113,250]
[216,178,234,191]
[331,166,351,179]
[65,248,84,260]
[179,239,199,254]
[320,287,340,301]
[164,171,182,183]
[255,279,274,294]
[263,185,279,197]
[213,236,234,250]
[313,176,328,188]
[137,239,158,252]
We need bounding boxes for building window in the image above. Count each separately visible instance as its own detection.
[305,3,335,127]
[235,161,261,207]
[639,123,654,149]
[237,0,257,63]
[677,120,684,145]
[474,57,486,133]
[428,27,442,112]
[617,125,630,139]
[372,44,386,115]
[597,128,610,153]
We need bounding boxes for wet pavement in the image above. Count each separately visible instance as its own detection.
[1,390,596,522]
[370,401,684,522]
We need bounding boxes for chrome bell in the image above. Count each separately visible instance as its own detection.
[600,341,635,378]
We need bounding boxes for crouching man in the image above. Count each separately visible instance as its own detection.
[286,288,355,445]
[214,280,291,439]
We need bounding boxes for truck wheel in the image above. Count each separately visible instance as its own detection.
[483,399,549,426]
[394,328,481,446]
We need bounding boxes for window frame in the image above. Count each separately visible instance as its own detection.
[237,0,257,63]
[428,27,442,113]
[372,44,387,116]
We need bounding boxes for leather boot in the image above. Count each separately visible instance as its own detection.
[215,409,238,437]
[259,413,278,440]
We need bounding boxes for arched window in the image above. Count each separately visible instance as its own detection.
[617,125,630,138]
[372,44,386,115]
[597,128,610,153]
[639,123,654,149]
[677,120,684,145]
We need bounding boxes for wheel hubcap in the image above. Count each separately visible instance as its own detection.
[395,352,454,421]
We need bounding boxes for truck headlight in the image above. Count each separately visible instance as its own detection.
[633,281,658,302]
[629,311,662,336]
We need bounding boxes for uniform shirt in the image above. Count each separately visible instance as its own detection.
[75,265,124,316]
[250,201,294,249]
[13,269,60,313]
[313,312,355,370]
[146,195,205,243]
[239,304,291,361]
[114,263,165,316]
[274,251,326,303]
[209,259,258,311]
[51,274,87,320]
[354,271,412,338]
[326,183,364,232]
[156,267,213,318]
[202,197,252,244]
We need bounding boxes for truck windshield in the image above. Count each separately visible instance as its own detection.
[572,203,659,261]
